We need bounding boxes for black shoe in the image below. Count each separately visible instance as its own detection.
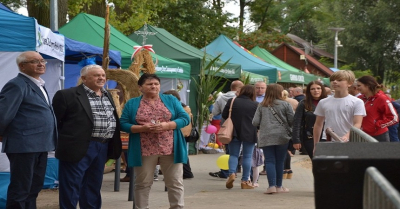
[120,176,130,182]
[209,171,226,179]
[183,175,194,179]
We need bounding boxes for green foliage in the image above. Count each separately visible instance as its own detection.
[318,57,333,68]
[352,70,373,79]
[193,54,228,133]
[237,30,292,51]
[153,0,237,48]
[1,0,24,11]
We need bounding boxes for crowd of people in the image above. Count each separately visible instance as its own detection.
[0,51,399,208]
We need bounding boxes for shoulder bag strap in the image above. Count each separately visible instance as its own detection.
[228,97,236,119]
[268,105,291,134]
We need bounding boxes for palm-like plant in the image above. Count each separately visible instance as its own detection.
[192,54,229,135]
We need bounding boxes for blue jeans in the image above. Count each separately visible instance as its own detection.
[228,138,255,181]
[388,124,399,142]
[262,143,288,187]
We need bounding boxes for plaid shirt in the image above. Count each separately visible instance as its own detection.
[83,84,116,138]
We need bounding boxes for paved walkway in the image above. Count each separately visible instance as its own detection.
[100,152,315,209]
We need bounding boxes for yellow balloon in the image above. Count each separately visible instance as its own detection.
[207,143,219,149]
[216,154,229,170]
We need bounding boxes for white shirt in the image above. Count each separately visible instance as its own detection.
[20,72,49,104]
[314,94,366,138]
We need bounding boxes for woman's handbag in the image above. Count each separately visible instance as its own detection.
[217,98,236,144]
[268,105,292,137]
[185,117,199,143]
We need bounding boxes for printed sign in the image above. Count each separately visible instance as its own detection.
[36,24,65,61]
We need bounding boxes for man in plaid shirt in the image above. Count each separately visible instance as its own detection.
[52,64,122,209]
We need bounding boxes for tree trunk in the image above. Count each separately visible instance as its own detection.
[88,0,106,18]
[239,0,245,33]
[58,0,68,28]
[27,0,50,28]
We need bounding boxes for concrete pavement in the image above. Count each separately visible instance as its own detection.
[100,152,315,209]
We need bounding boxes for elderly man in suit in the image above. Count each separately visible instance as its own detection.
[52,64,121,209]
[0,51,57,209]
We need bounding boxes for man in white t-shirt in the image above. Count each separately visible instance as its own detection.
[313,70,366,153]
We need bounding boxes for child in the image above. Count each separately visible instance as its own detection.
[313,70,366,152]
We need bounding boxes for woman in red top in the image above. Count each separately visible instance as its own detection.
[357,76,398,141]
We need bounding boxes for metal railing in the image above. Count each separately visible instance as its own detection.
[349,127,379,142]
[363,167,400,209]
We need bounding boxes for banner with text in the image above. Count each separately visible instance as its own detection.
[36,24,65,61]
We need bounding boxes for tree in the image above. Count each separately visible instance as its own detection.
[316,1,400,83]
[154,0,236,48]
[237,30,291,51]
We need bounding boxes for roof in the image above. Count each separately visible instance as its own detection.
[203,35,284,83]
[0,9,36,51]
[59,13,191,79]
[286,33,334,60]
[273,42,334,76]
[250,46,324,84]
[128,24,241,78]
[64,37,121,66]
[0,3,12,11]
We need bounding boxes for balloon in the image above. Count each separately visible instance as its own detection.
[216,154,229,170]
[207,143,219,149]
[205,125,217,134]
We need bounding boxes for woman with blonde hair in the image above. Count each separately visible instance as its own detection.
[252,84,294,194]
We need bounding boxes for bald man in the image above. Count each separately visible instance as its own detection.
[293,87,305,102]
[0,51,57,208]
[348,82,361,97]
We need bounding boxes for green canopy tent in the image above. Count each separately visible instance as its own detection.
[128,25,242,120]
[250,46,328,85]
[241,71,269,84]
[128,25,241,78]
[59,13,190,78]
[59,13,191,103]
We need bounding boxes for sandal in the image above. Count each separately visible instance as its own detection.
[287,170,293,179]
[264,186,277,194]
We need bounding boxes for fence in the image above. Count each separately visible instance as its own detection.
[349,127,379,142]
[363,167,400,209]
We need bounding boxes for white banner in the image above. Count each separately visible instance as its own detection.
[36,24,65,61]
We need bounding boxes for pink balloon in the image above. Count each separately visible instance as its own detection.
[205,125,217,134]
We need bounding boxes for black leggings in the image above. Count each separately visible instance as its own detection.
[284,141,295,170]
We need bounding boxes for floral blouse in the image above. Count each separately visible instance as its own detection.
[136,98,173,156]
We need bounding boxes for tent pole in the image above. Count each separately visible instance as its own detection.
[61,62,65,89]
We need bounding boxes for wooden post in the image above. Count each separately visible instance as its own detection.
[102,5,110,72]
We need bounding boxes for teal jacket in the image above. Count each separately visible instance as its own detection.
[120,94,190,167]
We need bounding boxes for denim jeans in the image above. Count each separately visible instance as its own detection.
[262,143,288,187]
[388,124,399,142]
[228,137,255,181]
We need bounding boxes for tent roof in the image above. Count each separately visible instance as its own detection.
[128,25,241,78]
[250,46,324,84]
[64,37,121,66]
[0,3,12,11]
[0,9,36,51]
[203,35,285,83]
[59,13,191,79]
[242,71,268,84]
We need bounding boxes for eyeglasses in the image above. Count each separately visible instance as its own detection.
[22,60,47,65]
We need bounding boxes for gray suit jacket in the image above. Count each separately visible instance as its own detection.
[0,73,57,153]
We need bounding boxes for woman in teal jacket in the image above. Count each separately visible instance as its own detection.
[120,73,189,209]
